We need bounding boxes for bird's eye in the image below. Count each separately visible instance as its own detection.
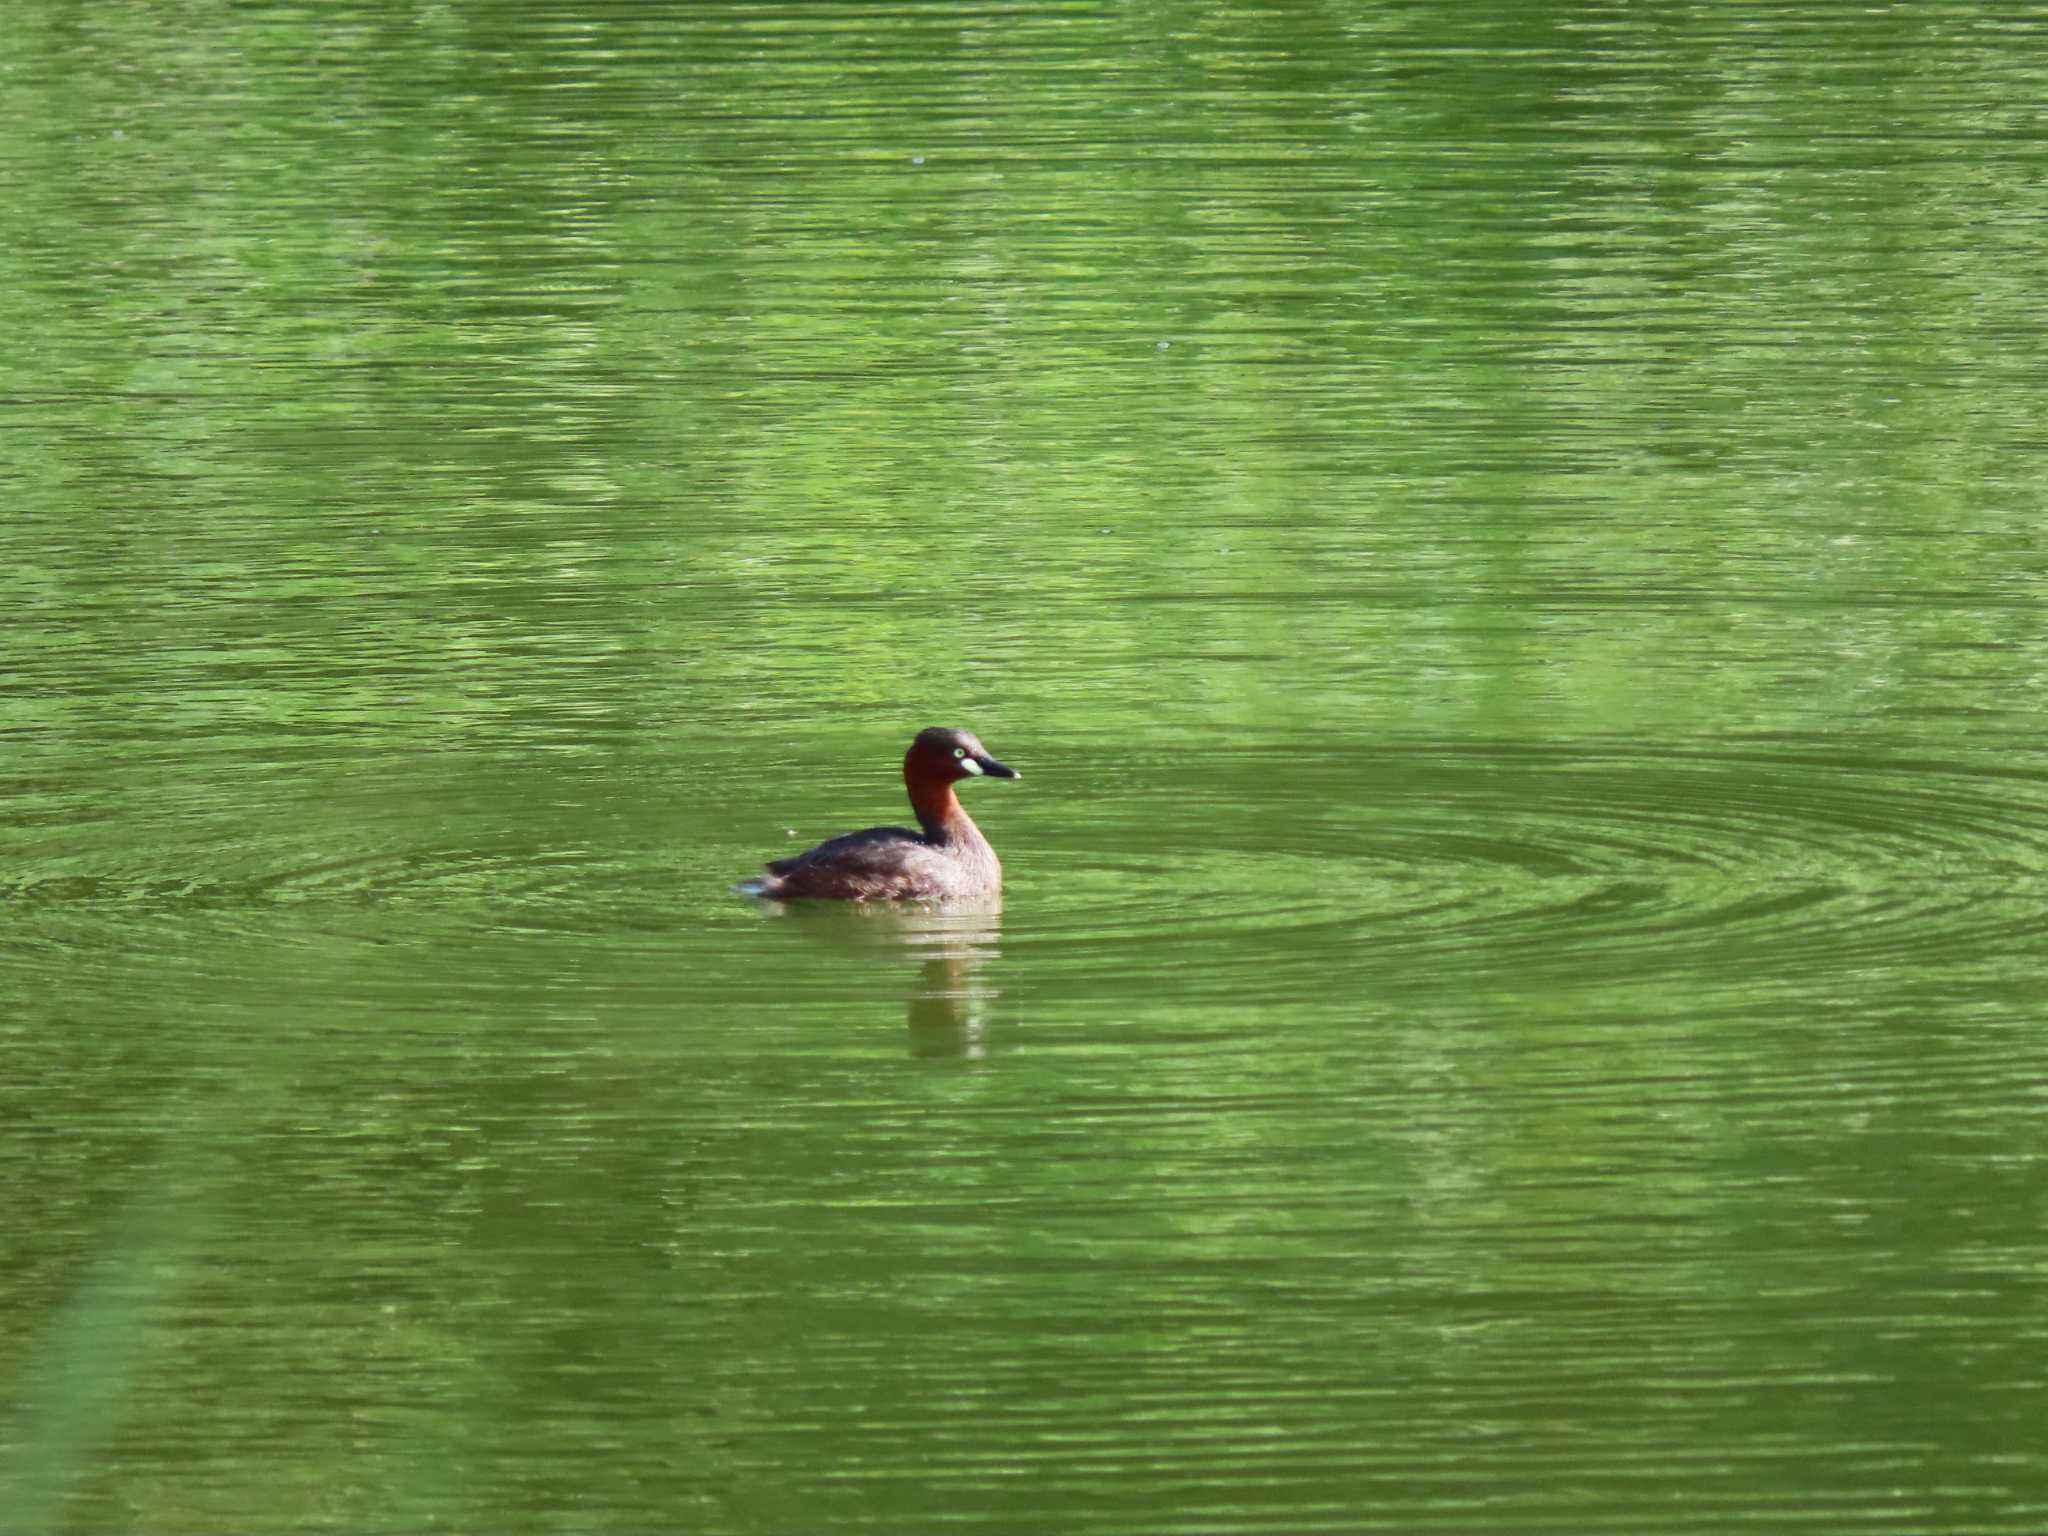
[953,747,966,759]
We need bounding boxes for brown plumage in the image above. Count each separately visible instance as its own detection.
[742,727,1020,901]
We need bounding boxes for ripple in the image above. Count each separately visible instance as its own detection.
[9,734,2048,1016]
[1002,735,2048,1000]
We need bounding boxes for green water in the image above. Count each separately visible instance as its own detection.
[7,3,2048,1532]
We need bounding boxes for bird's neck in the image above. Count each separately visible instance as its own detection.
[908,776,974,843]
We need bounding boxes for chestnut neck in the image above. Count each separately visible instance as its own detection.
[905,764,975,843]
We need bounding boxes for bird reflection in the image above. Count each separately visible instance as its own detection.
[751,897,1003,1057]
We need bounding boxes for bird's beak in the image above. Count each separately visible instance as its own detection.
[974,753,1019,780]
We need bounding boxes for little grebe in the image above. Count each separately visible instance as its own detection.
[741,727,1020,901]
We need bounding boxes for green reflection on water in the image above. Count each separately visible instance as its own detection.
[6,0,2048,1531]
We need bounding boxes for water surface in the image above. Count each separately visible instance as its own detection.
[6,3,2048,1532]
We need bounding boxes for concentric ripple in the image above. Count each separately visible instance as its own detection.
[999,735,2048,1001]
[8,733,2047,1018]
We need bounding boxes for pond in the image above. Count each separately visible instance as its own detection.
[5,3,2047,1531]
